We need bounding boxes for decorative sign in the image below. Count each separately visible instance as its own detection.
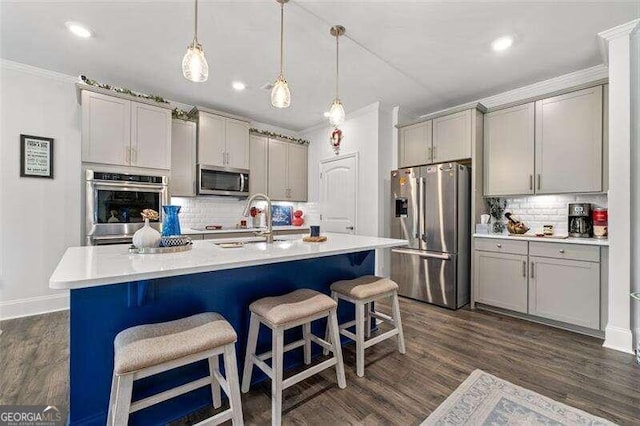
[20,135,54,178]
[271,205,293,226]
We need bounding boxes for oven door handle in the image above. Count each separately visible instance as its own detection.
[92,181,166,191]
[89,235,133,245]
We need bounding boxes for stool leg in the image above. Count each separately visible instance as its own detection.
[241,313,260,393]
[302,322,312,365]
[112,374,133,426]
[365,302,372,339]
[355,301,366,377]
[328,309,347,389]
[391,291,406,354]
[106,373,118,426]
[323,291,339,356]
[223,343,245,426]
[208,355,222,409]
[271,328,285,426]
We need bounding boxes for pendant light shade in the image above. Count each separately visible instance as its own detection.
[182,0,208,82]
[182,41,209,82]
[328,99,345,126]
[271,0,290,108]
[271,75,291,108]
[329,25,346,126]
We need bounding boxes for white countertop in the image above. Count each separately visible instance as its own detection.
[473,233,609,246]
[183,225,309,235]
[49,233,407,290]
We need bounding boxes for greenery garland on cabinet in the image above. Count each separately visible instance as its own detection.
[79,75,170,104]
[249,128,310,146]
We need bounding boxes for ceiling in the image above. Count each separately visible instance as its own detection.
[1,1,638,131]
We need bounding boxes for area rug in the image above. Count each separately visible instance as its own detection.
[421,369,615,425]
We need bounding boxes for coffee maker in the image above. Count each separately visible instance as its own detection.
[568,203,592,238]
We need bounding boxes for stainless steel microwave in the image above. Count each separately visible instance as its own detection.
[198,165,250,197]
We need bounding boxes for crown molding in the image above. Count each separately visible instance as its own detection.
[598,19,640,65]
[0,59,78,83]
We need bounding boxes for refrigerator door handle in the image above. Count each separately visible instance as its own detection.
[419,176,425,244]
[391,248,451,260]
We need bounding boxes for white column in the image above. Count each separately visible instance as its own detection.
[598,20,639,354]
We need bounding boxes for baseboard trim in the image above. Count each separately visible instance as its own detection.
[603,325,635,354]
[0,293,69,321]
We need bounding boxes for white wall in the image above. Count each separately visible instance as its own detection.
[0,61,82,319]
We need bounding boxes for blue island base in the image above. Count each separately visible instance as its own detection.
[69,250,375,425]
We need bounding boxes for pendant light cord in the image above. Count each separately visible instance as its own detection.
[335,32,339,100]
[194,0,198,43]
[279,1,284,77]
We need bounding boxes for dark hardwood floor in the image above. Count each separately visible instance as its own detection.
[2,298,639,425]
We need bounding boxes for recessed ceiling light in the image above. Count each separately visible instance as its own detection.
[232,81,246,91]
[491,36,513,52]
[323,112,330,117]
[65,21,92,38]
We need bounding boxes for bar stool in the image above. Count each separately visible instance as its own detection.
[107,313,244,426]
[241,289,346,425]
[326,275,406,377]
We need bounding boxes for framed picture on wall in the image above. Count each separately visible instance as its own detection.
[20,134,54,179]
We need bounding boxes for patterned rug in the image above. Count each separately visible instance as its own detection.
[421,370,616,425]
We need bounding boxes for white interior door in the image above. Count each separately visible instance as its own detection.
[320,154,357,234]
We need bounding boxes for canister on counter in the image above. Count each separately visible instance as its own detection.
[592,207,608,239]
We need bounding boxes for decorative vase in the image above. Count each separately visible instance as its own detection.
[162,205,182,237]
[132,218,161,249]
[252,214,262,229]
[292,209,304,226]
[492,219,505,234]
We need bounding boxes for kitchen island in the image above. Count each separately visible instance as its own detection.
[50,233,406,425]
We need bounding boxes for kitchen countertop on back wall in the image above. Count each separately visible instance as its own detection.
[183,225,309,235]
[473,233,609,246]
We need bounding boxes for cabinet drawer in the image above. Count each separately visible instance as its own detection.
[529,242,599,262]
[474,238,528,255]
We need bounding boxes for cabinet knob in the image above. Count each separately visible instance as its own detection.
[559,249,565,254]
[496,244,502,248]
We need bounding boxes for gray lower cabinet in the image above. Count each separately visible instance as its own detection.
[528,256,600,329]
[474,250,528,313]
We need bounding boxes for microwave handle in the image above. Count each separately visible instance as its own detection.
[240,173,245,193]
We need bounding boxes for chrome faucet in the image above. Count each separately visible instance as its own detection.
[242,193,273,243]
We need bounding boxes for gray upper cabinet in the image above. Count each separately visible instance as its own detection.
[432,109,472,163]
[196,110,250,169]
[170,119,197,197]
[528,256,600,329]
[484,103,535,196]
[268,139,307,201]
[249,135,268,195]
[534,85,603,194]
[81,89,172,169]
[398,121,431,167]
[474,250,528,313]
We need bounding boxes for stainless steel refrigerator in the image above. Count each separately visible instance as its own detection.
[390,162,470,309]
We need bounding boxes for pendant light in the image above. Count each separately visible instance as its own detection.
[328,25,346,126]
[271,0,291,108]
[182,0,209,82]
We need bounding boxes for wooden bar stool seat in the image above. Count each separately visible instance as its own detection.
[241,289,346,426]
[107,312,244,425]
[327,275,406,377]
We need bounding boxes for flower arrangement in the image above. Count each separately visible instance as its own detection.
[249,128,310,146]
[249,207,262,218]
[141,209,159,221]
[330,128,343,155]
[486,198,507,233]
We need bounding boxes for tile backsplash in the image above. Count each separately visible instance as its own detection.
[500,194,608,235]
[171,196,305,230]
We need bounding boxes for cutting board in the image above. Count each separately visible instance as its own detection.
[303,236,327,243]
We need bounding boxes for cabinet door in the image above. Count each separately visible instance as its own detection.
[432,109,472,162]
[484,103,535,196]
[398,121,431,167]
[170,120,197,197]
[225,118,250,170]
[535,86,603,194]
[528,256,600,329]
[474,250,528,313]
[130,102,171,169]
[198,112,226,167]
[249,135,268,195]
[81,90,130,165]
[287,143,308,201]
[267,139,288,200]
